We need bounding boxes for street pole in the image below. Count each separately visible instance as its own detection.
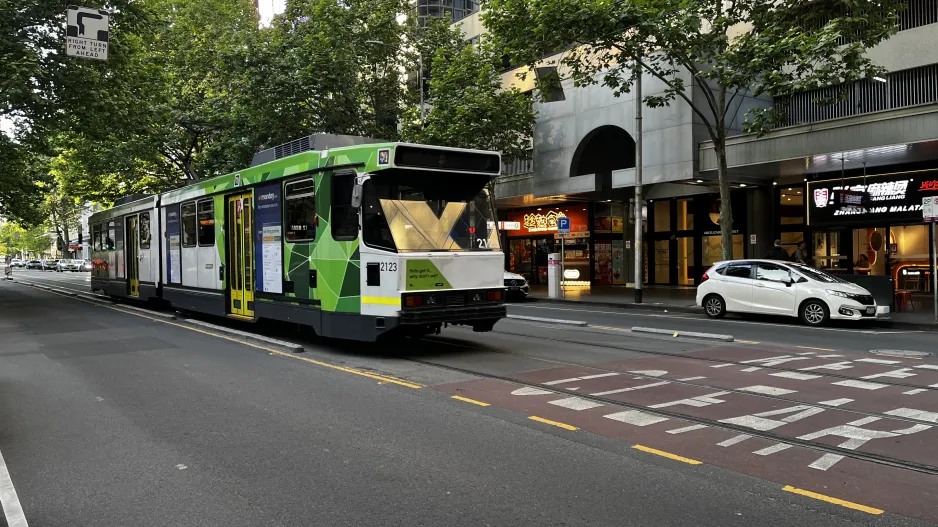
[933,222,937,322]
[633,62,643,304]
[561,236,565,298]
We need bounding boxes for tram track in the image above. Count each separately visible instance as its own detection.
[406,336,938,477]
[476,325,938,393]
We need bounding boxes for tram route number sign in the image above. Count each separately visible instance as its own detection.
[557,217,571,235]
[66,6,109,61]
[924,196,938,223]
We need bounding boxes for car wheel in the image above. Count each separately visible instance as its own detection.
[800,300,829,326]
[703,294,726,319]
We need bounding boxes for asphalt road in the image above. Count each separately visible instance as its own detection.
[505,300,938,354]
[2,271,937,526]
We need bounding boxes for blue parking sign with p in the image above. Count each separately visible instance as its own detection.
[557,217,571,235]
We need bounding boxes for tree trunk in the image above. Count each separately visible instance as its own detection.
[715,141,735,261]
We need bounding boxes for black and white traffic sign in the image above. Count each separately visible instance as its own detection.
[66,5,109,61]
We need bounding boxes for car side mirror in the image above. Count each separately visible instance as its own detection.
[350,183,363,209]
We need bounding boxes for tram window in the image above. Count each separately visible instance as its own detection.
[182,202,197,247]
[139,212,151,249]
[93,224,102,251]
[331,171,358,241]
[106,221,115,250]
[285,178,316,242]
[197,200,215,246]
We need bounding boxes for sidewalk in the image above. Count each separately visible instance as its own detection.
[526,285,938,330]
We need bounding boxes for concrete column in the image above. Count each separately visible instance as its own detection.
[747,186,774,259]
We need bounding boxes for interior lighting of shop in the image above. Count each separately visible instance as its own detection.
[563,269,581,279]
[696,179,703,182]
[561,280,590,287]
[740,183,747,187]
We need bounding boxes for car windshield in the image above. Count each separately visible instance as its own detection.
[362,171,500,253]
[789,263,847,283]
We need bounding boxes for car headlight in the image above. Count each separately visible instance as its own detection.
[826,289,859,300]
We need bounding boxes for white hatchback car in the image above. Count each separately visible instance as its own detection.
[696,259,889,326]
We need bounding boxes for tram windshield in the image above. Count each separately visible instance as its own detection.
[362,171,500,252]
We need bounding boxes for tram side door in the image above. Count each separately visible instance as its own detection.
[226,193,255,318]
[125,215,139,297]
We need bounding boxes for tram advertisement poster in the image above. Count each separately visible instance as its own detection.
[166,205,181,284]
[255,183,283,294]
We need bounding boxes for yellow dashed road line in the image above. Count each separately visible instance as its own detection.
[632,444,702,465]
[783,485,884,515]
[451,395,490,406]
[528,416,577,431]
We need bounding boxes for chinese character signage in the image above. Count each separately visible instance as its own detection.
[504,207,589,237]
[807,170,938,227]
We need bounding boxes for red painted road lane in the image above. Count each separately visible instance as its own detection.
[686,347,938,388]
[434,378,938,523]
[506,362,938,468]
[595,355,938,416]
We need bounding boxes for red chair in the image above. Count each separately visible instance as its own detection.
[895,290,914,311]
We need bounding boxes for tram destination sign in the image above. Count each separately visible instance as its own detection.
[807,171,938,227]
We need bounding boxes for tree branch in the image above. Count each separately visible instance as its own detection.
[634,57,719,140]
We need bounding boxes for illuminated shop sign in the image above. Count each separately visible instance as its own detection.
[808,171,938,227]
[523,211,566,232]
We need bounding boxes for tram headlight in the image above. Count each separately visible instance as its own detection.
[425,294,439,305]
[471,292,484,302]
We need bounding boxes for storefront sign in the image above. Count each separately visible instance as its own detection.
[498,221,521,230]
[808,171,938,227]
[504,208,589,237]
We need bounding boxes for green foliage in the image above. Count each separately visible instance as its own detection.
[400,20,536,162]
[2,0,537,221]
[0,223,51,257]
[482,0,905,258]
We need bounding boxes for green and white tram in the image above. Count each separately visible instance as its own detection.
[90,134,507,341]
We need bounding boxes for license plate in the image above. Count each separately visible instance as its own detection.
[866,307,875,315]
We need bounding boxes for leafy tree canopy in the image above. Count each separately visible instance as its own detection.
[482,0,904,257]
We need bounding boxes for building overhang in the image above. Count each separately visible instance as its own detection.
[698,103,938,180]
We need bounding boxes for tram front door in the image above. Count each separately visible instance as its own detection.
[125,215,139,297]
[226,193,255,318]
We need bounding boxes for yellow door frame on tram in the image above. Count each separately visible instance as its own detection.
[226,192,255,318]
[126,215,140,297]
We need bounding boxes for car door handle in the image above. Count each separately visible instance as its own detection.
[754,283,766,288]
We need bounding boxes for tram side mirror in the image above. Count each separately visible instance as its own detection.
[351,183,363,209]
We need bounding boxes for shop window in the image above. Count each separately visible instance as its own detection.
[852,227,887,276]
[677,199,693,230]
[780,187,804,225]
[197,200,215,247]
[653,201,670,232]
[182,202,197,247]
[813,231,844,271]
[780,232,803,259]
[654,240,670,283]
[702,234,745,266]
[677,236,694,285]
[285,178,316,242]
[890,225,929,287]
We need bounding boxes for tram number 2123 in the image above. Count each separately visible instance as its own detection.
[379,262,398,272]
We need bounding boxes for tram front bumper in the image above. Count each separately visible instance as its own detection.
[398,304,507,325]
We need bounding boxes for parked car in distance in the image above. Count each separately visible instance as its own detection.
[79,259,92,271]
[11,258,24,268]
[696,259,889,327]
[25,260,43,270]
[504,271,530,301]
[41,259,59,270]
[57,259,83,272]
